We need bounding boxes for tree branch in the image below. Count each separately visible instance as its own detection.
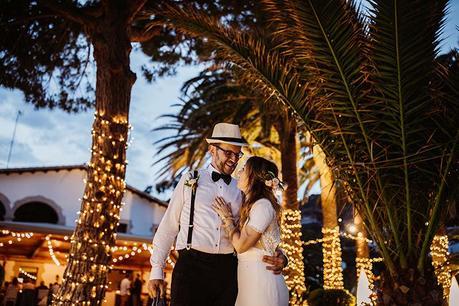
[129,25,161,43]
[1,14,56,27]
[126,0,148,22]
[40,0,95,26]
[81,4,103,19]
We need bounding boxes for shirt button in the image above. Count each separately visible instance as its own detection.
[219,186,222,189]
[215,244,218,247]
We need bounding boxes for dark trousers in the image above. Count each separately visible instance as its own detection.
[171,249,238,306]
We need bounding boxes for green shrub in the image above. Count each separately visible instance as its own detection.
[307,288,356,306]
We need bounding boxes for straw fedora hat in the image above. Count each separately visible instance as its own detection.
[206,123,248,147]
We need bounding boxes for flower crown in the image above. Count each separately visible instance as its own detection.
[264,171,285,190]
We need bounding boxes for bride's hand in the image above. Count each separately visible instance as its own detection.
[212,197,233,222]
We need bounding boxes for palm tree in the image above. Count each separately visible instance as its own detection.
[153,0,458,304]
[155,67,307,301]
[156,73,346,296]
[430,227,451,300]
[354,210,373,295]
[313,145,344,289]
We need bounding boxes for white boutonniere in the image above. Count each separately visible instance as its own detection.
[184,172,199,189]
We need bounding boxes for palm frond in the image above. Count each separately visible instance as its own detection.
[368,0,451,258]
[152,0,459,276]
[150,4,315,123]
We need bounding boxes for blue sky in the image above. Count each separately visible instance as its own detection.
[1,2,458,201]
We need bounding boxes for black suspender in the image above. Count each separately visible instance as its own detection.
[186,171,198,250]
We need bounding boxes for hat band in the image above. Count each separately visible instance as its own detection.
[208,136,247,144]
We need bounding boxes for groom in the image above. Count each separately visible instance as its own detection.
[148,123,287,306]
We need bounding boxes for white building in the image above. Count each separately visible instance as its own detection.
[0,165,169,305]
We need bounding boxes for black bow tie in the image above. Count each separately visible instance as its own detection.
[212,171,232,185]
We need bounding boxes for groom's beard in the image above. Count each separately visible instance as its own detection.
[216,159,237,175]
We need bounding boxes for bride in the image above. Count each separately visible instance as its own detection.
[213,156,289,306]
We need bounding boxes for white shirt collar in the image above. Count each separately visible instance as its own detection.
[207,163,221,174]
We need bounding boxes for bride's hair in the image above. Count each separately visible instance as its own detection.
[239,156,282,229]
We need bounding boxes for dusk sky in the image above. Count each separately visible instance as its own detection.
[1,2,458,201]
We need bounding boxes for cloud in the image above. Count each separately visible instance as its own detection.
[0,88,93,168]
[0,139,42,168]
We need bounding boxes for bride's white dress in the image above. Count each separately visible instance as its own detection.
[235,198,289,306]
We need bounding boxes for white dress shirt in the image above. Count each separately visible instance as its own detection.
[149,164,243,280]
[120,278,130,295]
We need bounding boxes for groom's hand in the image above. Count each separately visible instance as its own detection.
[148,279,165,298]
[263,249,287,275]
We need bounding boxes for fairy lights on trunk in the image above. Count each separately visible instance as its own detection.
[322,226,344,289]
[53,111,130,305]
[430,234,451,301]
[280,209,307,305]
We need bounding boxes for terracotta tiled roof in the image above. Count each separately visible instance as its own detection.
[0,165,168,207]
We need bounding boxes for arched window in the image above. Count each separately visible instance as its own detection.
[14,202,59,224]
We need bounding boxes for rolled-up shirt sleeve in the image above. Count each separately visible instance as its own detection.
[149,173,187,280]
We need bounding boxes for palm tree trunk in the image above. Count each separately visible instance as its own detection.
[377,230,444,305]
[53,6,136,305]
[278,118,299,211]
[313,145,344,290]
[275,113,306,304]
[378,263,442,305]
[354,211,375,301]
[354,211,369,260]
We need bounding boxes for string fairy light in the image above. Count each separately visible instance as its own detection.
[322,226,344,289]
[19,268,37,280]
[303,227,381,295]
[302,231,373,246]
[430,234,451,300]
[340,231,373,244]
[0,230,34,247]
[280,209,307,304]
[112,243,149,263]
[46,235,61,266]
[303,237,329,246]
[0,228,159,266]
[356,257,377,303]
[1,230,34,237]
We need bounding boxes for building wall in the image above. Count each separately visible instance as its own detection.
[127,193,166,236]
[0,170,84,225]
[0,168,166,237]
